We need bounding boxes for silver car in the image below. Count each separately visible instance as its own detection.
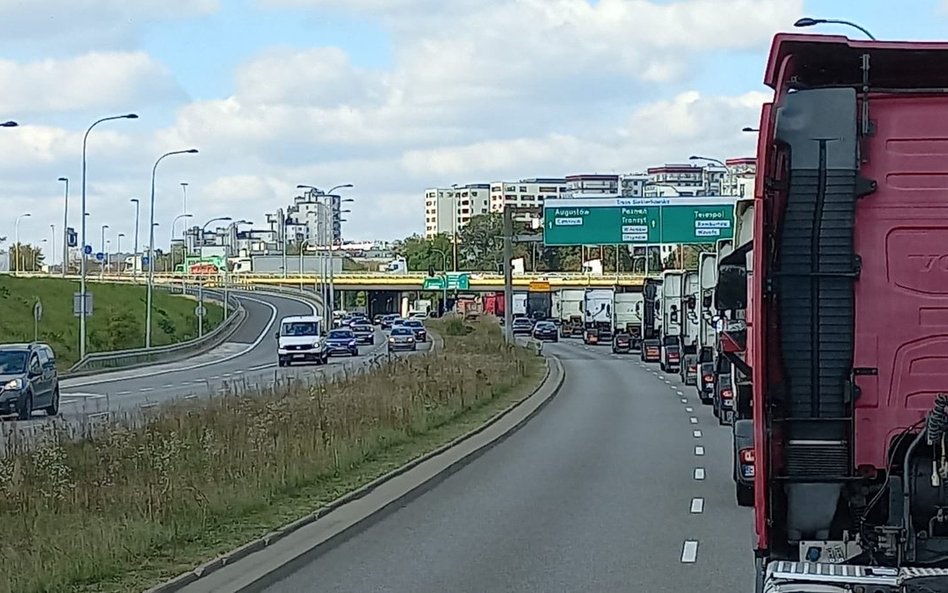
[388,327,417,352]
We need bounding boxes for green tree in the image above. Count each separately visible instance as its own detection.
[7,243,44,271]
[394,233,454,272]
[106,309,142,350]
[457,213,504,271]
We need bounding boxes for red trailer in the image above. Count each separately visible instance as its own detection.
[482,292,505,318]
[729,33,948,591]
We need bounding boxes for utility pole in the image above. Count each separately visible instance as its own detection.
[502,206,514,344]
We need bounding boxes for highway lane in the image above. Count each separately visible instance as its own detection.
[257,337,754,593]
[47,292,396,419]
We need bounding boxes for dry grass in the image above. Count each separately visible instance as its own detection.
[0,317,543,593]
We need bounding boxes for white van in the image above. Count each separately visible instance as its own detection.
[276,315,329,367]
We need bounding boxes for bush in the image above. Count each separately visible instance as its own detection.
[0,320,541,593]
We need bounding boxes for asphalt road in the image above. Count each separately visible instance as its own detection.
[18,291,423,425]
[258,337,755,593]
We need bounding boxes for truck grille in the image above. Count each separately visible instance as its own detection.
[784,441,849,478]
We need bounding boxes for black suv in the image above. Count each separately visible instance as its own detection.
[0,343,60,420]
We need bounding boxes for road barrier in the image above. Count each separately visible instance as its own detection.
[63,287,246,378]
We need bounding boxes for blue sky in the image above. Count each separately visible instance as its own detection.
[1,0,948,254]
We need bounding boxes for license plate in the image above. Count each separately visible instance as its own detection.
[725,410,734,423]
[294,354,306,359]
[742,465,755,478]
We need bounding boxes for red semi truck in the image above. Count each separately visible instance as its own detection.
[725,33,948,591]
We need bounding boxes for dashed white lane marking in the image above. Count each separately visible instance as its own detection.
[209,376,220,380]
[139,387,153,392]
[685,406,694,412]
[247,363,272,372]
[677,390,684,396]
[681,398,688,403]
[695,446,705,456]
[162,384,173,388]
[681,540,699,563]
[694,468,706,480]
[61,392,106,399]
[690,498,705,514]
[693,429,702,438]
[690,417,699,424]
[140,402,158,409]
[117,390,131,395]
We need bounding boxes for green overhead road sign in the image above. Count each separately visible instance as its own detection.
[423,272,470,291]
[542,197,736,246]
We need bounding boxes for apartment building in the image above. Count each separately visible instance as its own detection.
[645,164,705,196]
[423,184,490,238]
[565,174,619,196]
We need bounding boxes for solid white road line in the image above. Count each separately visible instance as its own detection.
[681,540,699,563]
[690,498,704,514]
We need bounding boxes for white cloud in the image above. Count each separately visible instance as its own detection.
[0,52,184,115]
[0,0,789,252]
[0,0,220,51]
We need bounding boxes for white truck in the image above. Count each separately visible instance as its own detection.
[583,288,615,343]
[613,292,643,346]
[512,293,528,318]
[276,315,329,367]
[557,288,585,337]
[679,270,701,385]
[696,251,719,403]
[659,269,685,372]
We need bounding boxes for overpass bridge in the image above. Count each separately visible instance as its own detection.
[224,271,645,292]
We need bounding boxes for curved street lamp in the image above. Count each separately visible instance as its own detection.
[793,17,876,40]
[145,148,199,347]
[79,113,138,358]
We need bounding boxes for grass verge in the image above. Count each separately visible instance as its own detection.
[0,317,544,593]
[0,276,223,368]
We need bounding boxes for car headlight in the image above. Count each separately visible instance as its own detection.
[349,340,357,347]
[389,337,396,343]
[3,378,24,391]
[408,337,414,342]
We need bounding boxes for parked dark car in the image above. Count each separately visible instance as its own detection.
[0,343,60,420]
[326,329,359,357]
[612,333,632,354]
[511,317,534,336]
[352,323,375,345]
[532,321,558,342]
[697,361,716,405]
[387,327,417,352]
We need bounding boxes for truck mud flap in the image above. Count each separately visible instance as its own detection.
[773,87,859,541]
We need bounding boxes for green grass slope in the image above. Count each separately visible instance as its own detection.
[0,276,223,368]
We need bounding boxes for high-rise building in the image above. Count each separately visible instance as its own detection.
[423,184,490,238]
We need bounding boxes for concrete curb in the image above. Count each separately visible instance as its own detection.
[147,350,564,593]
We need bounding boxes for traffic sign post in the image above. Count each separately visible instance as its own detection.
[542,197,736,246]
[33,299,42,341]
[73,292,92,318]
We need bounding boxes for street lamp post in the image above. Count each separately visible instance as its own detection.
[79,113,138,359]
[197,216,231,337]
[430,247,449,312]
[49,224,55,273]
[171,213,193,273]
[117,233,125,274]
[222,219,250,318]
[145,148,199,348]
[58,177,69,276]
[14,213,30,274]
[99,224,109,278]
[295,183,354,314]
[793,17,876,40]
[130,198,140,279]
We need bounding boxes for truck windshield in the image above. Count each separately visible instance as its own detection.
[281,322,320,337]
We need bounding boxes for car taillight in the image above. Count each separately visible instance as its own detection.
[703,374,714,383]
[740,448,755,464]
[721,388,733,400]
[688,364,697,372]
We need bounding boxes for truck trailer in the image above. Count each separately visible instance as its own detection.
[583,288,614,343]
[696,251,718,404]
[737,32,948,592]
[659,270,685,373]
[613,291,643,349]
[679,270,700,385]
[558,288,585,337]
[640,277,662,362]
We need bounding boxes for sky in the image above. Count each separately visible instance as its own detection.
[1,0,947,260]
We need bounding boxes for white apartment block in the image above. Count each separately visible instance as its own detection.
[488,178,566,212]
[424,184,490,238]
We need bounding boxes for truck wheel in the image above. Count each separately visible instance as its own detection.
[736,483,754,507]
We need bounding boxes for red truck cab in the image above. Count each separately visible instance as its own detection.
[727,33,948,591]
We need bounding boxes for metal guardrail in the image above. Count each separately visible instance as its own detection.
[63,288,246,378]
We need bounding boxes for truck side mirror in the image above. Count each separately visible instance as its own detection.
[686,295,697,310]
[274,331,280,340]
[702,291,713,309]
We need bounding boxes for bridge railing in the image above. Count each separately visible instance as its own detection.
[63,288,246,378]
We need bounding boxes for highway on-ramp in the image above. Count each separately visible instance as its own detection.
[252,338,755,593]
[26,291,414,424]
